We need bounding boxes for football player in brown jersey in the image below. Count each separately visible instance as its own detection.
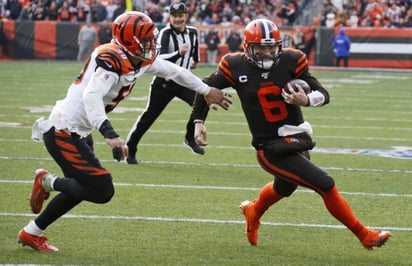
[17,11,231,252]
[190,18,391,250]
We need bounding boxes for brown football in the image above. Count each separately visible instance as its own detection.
[286,79,311,94]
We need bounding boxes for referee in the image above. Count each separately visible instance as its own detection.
[126,2,205,164]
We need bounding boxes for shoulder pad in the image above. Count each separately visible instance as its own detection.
[95,44,132,75]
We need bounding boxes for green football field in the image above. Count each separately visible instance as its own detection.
[0,61,411,265]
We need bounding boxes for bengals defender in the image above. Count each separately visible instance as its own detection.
[190,19,391,250]
[17,11,231,252]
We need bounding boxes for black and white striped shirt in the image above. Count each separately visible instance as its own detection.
[157,24,199,70]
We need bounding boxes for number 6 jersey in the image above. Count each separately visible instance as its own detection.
[192,48,330,147]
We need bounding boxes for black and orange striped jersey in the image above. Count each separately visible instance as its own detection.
[192,48,330,146]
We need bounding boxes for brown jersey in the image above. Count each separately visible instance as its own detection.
[192,48,330,147]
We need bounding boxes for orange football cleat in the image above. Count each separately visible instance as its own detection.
[240,200,260,245]
[29,169,51,214]
[361,229,392,250]
[18,229,58,252]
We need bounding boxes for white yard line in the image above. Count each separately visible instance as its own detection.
[1,212,410,232]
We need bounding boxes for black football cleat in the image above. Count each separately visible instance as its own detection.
[184,139,205,155]
[126,155,139,165]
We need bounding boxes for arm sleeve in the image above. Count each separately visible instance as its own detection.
[190,68,232,121]
[147,58,210,95]
[82,67,119,130]
[190,92,209,121]
[158,51,180,61]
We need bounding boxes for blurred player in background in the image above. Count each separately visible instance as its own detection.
[17,11,231,252]
[190,18,391,250]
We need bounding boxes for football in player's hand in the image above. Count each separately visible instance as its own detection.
[285,79,311,94]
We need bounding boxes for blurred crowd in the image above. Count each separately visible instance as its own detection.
[0,0,299,26]
[320,0,412,28]
[0,0,300,26]
[0,0,411,28]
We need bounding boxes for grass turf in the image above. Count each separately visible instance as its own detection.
[0,61,411,265]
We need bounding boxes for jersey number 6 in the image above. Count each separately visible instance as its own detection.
[257,85,287,123]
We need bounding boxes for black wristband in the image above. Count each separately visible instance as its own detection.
[99,119,119,139]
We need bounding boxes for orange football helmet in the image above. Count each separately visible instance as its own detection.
[243,19,282,69]
[112,11,159,61]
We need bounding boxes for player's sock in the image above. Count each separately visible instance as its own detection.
[321,185,366,238]
[254,181,283,217]
[24,220,43,236]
